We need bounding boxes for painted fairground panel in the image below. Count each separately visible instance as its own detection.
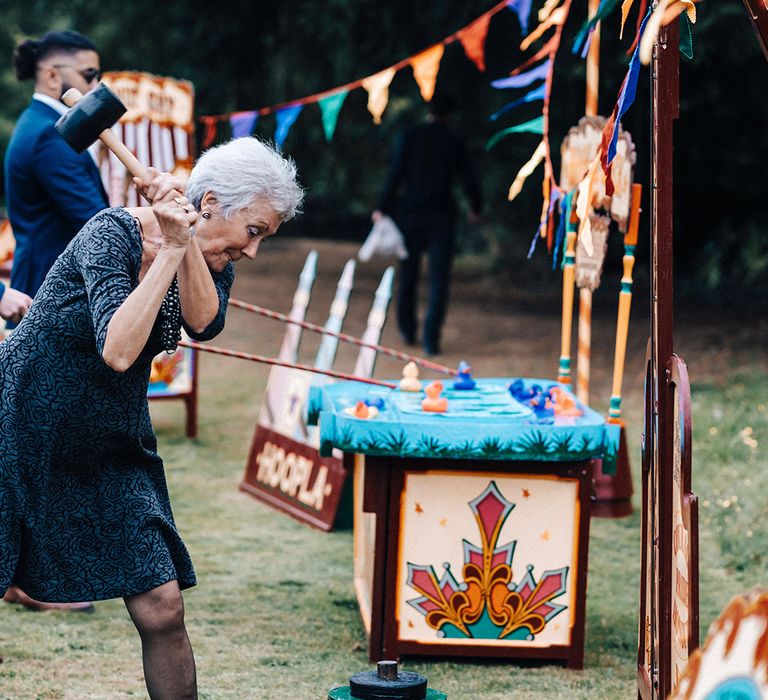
[396,472,580,649]
[241,426,346,532]
[670,588,768,700]
[352,454,376,635]
[669,357,699,690]
[148,335,195,396]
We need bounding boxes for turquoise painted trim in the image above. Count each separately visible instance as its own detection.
[314,378,610,464]
[620,282,632,293]
[602,422,621,475]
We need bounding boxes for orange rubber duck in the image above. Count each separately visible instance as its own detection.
[550,387,583,417]
[422,380,448,413]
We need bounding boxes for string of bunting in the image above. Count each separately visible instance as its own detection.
[197,0,533,148]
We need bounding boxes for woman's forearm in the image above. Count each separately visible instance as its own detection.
[177,241,219,333]
[102,246,187,372]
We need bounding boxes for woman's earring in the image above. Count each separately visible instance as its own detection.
[202,211,211,219]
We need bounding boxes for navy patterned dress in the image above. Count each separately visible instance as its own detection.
[0,207,234,602]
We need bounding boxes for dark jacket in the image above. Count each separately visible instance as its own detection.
[378,121,482,223]
[4,98,108,297]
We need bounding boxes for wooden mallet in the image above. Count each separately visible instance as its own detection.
[55,83,150,181]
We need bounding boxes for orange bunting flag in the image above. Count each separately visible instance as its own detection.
[508,141,547,201]
[457,14,492,71]
[520,5,568,51]
[410,44,445,101]
[201,116,218,148]
[361,67,397,124]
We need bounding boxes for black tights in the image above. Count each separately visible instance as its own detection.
[124,580,197,699]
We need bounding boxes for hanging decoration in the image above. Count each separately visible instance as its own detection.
[230,111,258,139]
[457,14,493,70]
[361,67,397,124]
[274,104,303,147]
[410,44,445,102]
[197,0,518,145]
[318,90,349,142]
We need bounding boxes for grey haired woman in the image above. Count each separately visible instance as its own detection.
[0,137,303,698]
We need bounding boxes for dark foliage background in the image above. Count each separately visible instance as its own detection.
[1,0,766,307]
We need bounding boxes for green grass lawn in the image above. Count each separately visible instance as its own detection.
[1,245,766,699]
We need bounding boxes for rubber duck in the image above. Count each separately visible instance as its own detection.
[399,361,422,392]
[549,386,583,417]
[422,380,448,413]
[453,360,476,391]
[344,400,379,419]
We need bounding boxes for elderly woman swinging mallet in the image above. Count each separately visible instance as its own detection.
[0,134,303,698]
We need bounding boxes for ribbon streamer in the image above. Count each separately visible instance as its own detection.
[485,115,545,151]
[490,83,547,120]
[507,0,534,34]
[520,5,567,51]
[507,140,547,201]
[492,59,551,88]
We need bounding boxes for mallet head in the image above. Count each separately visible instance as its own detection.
[55,83,127,153]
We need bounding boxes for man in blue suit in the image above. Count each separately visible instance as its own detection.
[2,30,101,613]
[5,30,109,299]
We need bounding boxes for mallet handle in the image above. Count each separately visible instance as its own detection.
[61,88,150,182]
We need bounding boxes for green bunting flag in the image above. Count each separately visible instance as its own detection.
[318,91,349,142]
[485,115,545,151]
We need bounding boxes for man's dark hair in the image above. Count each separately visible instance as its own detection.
[13,30,98,81]
[428,93,459,118]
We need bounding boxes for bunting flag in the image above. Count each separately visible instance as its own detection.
[490,83,546,120]
[509,37,558,75]
[520,5,567,51]
[230,111,258,139]
[639,0,698,65]
[274,104,303,147]
[318,90,348,142]
[507,0,534,35]
[492,59,551,88]
[486,115,545,150]
[201,116,218,148]
[411,44,445,101]
[507,140,546,201]
[198,0,518,143]
[457,14,492,71]
[572,0,621,55]
[361,67,397,124]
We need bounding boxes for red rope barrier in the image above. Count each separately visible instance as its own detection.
[179,340,398,388]
[227,297,458,376]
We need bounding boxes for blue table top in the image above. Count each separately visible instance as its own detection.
[308,377,620,467]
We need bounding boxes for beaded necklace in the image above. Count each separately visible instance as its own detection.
[135,215,182,354]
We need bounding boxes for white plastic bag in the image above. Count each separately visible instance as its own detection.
[358,215,408,262]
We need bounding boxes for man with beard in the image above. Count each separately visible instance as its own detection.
[4,30,109,300]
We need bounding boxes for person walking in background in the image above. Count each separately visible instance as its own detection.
[4,29,108,300]
[372,92,482,356]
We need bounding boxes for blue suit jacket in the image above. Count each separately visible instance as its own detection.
[4,99,109,297]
